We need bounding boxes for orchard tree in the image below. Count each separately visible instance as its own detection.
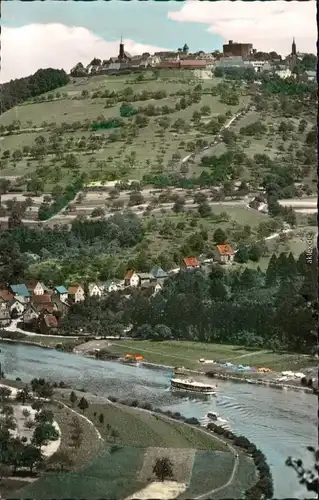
[78,397,89,413]
[153,457,174,482]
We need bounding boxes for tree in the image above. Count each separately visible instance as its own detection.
[198,202,212,218]
[98,413,104,424]
[286,447,318,493]
[0,386,12,402]
[152,457,174,482]
[69,391,77,407]
[78,397,89,413]
[21,444,43,473]
[248,243,263,262]
[234,246,249,264]
[32,422,59,449]
[35,410,54,424]
[213,228,227,245]
[172,197,185,213]
[129,192,144,206]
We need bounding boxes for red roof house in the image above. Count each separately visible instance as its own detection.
[182,257,201,269]
[214,244,235,264]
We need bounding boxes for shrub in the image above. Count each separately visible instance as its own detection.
[184,417,200,426]
[24,418,35,429]
[140,402,153,411]
[108,396,118,402]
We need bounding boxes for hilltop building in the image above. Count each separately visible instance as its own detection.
[223,40,253,58]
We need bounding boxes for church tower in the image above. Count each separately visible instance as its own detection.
[118,35,125,60]
[292,37,297,56]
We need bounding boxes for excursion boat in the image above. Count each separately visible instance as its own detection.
[170,377,217,395]
[201,411,232,431]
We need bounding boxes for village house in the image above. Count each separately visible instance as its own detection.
[9,284,30,303]
[124,270,140,288]
[68,285,85,303]
[23,304,39,326]
[182,257,201,270]
[141,281,163,297]
[51,294,69,317]
[214,244,235,264]
[25,281,46,296]
[150,267,168,281]
[88,283,103,298]
[0,300,11,326]
[38,314,59,335]
[54,286,68,303]
[8,298,25,318]
[137,273,153,286]
[102,280,121,294]
[31,294,57,316]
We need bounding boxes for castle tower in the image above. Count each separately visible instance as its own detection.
[119,35,124,60]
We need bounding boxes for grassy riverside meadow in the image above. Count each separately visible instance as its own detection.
[7,385,257,500]
[101,339,317,373]
[1,330,317,374]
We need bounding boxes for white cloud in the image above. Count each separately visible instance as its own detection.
[1,23,169,83]
[168,0,317,55]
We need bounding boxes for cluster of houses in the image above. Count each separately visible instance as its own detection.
[70,37,315,82]
[0,247,235,334]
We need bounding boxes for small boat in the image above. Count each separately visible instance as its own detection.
[201,411,232,431]
[170,377,217,395]
[121,353,143,366]
[174,366,188,375]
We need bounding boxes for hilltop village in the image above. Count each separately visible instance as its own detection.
[0,34,317,354]
[70,37,316,81]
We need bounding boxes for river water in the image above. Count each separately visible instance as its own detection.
[1,342,317,499]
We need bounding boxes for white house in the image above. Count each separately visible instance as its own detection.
[54,286,68,303]
[9,299,25,317]
[124,270,140,288]
[213,244,235,264]
[25,281,46,295]
[68,285,85,303]
[274,68,292,79]
[88,283,103,298]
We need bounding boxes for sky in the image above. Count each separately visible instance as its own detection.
[1,0,317,83]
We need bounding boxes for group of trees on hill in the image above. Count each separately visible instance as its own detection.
[60,248,318,354]
[1,68,69,114]
[0,213,145,283]
[0,385,59,478]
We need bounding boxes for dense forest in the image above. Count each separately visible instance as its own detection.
[1,68,69,114]
[60,248,318,354]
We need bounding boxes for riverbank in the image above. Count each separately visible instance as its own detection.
[1,334,316,395]
[73,338,317,395]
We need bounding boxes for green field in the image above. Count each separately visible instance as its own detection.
[84,401,226,451]
[179,450,235,498]
[107,339,315,371]
[18,446,147,500]
[213,454,257,500]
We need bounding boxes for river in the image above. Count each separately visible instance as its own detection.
[1,342,317,499]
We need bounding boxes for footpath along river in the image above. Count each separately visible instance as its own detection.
[0,342,317,499]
